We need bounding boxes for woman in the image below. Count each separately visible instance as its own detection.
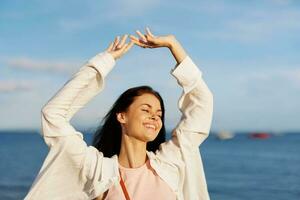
[25,27,213,200]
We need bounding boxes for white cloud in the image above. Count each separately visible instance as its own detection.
[205,60,300,132]
[279,68,300,86]
[5,57,79,74]
[239,67,300,88]
[0,80,35,93]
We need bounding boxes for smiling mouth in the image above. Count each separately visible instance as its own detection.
[143,123,156,131]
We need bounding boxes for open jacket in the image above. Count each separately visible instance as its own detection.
[25,51,213,200]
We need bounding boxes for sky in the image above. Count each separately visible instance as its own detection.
[0,0,300,133]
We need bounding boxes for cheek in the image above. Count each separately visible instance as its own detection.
[157,120,163,131]
[127,113,146,131]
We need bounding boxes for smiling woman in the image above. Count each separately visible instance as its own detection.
[92,86,166,159]
[24,27,213,200]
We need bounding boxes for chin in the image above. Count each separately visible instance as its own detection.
[146,136,157,142]
[145,132,160,142]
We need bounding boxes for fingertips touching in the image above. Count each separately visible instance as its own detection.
[136,30,147,42]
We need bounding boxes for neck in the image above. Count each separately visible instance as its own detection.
[118,133,147,168]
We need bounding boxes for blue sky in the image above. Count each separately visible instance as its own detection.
[1,0,300,132]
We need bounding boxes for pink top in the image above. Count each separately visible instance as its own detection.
[104,159,176,200]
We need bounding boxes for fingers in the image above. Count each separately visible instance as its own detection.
[110,35,128,51]
[109,37,134,60]
[145,27,156,43]
[108,28,156,55]
[112,36,120,50]
[117,34,128,48]
[123,41,134,53]
[146,27,155,37]
[129,35,149,48]
[129,35,138,41]
[106,42,114,51]
[136,30,147,42]
[118,35,132,52]
[116,36,134,54]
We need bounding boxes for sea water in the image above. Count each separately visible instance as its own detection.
[0,131,299,200]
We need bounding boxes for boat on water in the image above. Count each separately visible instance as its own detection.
[249,132,271,139]
[216,131,235,140]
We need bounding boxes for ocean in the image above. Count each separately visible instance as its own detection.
[0,131,299,200]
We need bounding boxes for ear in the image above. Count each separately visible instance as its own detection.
[116,112,127,124]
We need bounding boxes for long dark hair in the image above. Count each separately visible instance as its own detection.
[92,85,166,157]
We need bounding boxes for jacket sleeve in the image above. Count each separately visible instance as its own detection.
[153,55,213,200]
[41,51,115,146]
[170,55,213,148]
[25,52,119,200]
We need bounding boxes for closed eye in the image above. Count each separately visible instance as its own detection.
[142,109,162,118]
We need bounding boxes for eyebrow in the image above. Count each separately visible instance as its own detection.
[140,103,162,112]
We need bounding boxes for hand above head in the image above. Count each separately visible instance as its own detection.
[105,34,134,60]
[129,27,176,49]
[130,27,187,64]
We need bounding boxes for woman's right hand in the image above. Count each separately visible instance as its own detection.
[106,34,134,60]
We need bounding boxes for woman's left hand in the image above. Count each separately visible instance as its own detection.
[130,27,175,49]
[130,27,187,64]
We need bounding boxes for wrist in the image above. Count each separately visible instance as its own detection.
[108,52,117,62]
[166,36,187,64]
[109,51,118,61]
[167,35,179,49]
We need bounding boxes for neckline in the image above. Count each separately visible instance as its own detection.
[119,159,150,171]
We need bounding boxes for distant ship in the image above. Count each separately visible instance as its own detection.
[249,132,271,139]
[216,131,234,140]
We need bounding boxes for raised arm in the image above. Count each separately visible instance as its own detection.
[131,28,213,200]
[25,36,134,200]
[170,55,213,146]
[42,35,133,147]
[130,27,213,146]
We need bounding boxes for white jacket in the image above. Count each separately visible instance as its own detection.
[25,51,213,200]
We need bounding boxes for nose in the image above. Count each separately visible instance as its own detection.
[149,114,159,121]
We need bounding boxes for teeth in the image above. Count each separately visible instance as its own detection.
[145,124,156,130]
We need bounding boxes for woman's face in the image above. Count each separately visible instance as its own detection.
[117,93,163,142]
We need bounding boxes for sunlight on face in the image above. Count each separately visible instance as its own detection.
[121,93,163,142]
